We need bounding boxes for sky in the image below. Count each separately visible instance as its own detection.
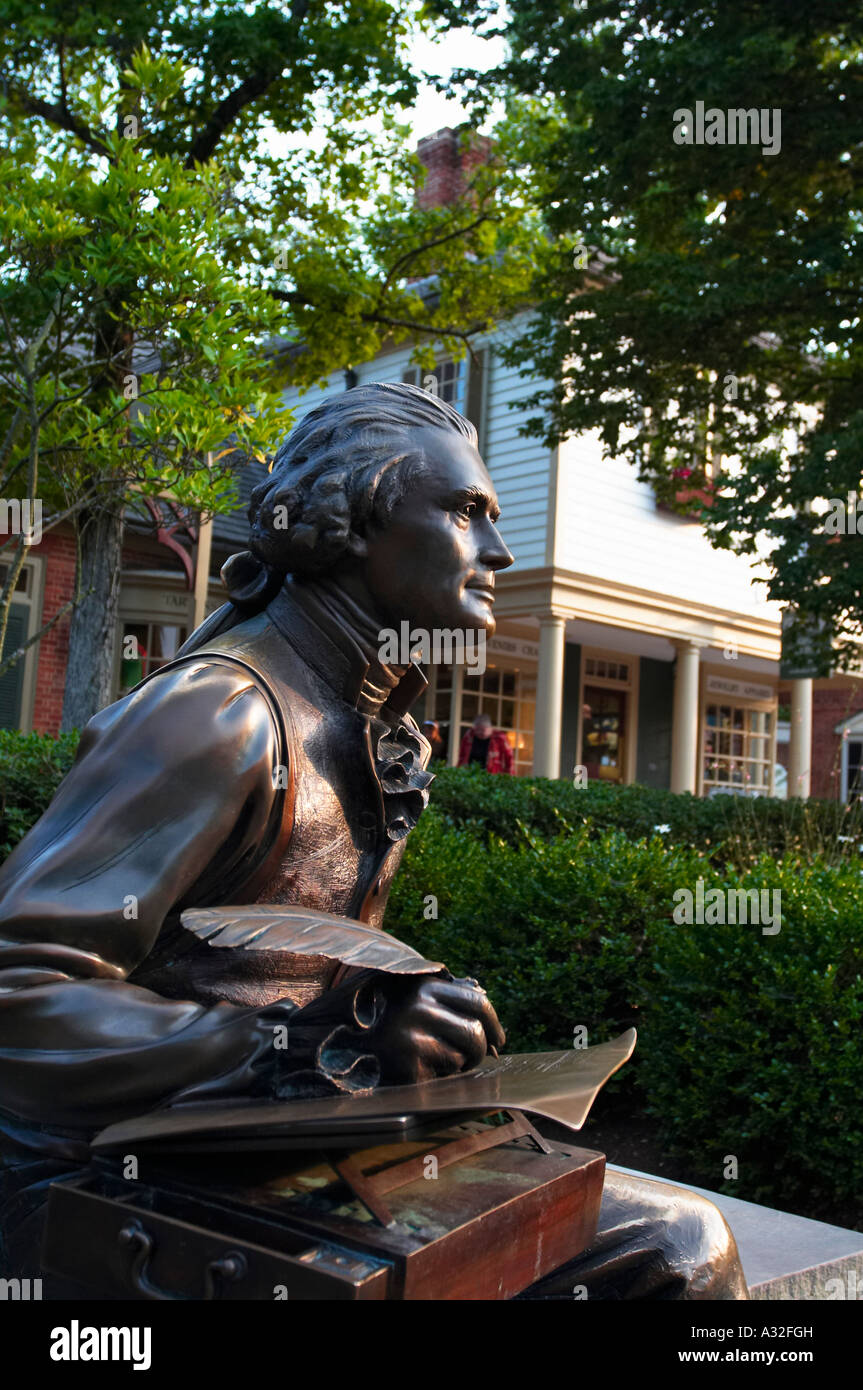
[400,22,508,141]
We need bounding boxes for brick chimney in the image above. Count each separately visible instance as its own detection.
[416,125,493,210]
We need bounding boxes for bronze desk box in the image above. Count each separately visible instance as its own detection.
[42,1118,604,1301]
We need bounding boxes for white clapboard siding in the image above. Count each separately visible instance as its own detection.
[557,428,781,620]
[481,342,553,571]
[279,370,344,425]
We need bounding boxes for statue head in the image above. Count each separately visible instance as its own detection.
[218,381,513,637]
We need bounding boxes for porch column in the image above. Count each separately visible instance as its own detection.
[788,678,813,799]
[423,662,438,731]
[192,512,213,632]
[534,613,567,779]
[670,638,703,794]
[447,664,464,766]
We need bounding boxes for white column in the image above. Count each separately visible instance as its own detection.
[423,663,438,729]
[670,639,703,794]
[534,613,567,778]
[788,678,813,799]
[192,511,213,632]
[447,664,464,766]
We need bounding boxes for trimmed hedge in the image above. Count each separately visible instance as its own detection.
[425,762,863,869]
[388,787,863,1224]
[643,858,863,1217]
[0,729,80,858]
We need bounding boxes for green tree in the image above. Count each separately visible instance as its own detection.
[0,1,538,726]
[0,109,292,695]
[493,1,863,667]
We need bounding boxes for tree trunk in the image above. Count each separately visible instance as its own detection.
[61,505,124,731]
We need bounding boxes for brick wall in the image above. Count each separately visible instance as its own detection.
[779,681,863,800]
[30,528,77,735]
[28,531,176,735]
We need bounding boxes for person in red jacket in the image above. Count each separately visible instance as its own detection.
[458,712,514,774]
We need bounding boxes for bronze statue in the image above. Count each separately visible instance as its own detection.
[0,382,747,1298]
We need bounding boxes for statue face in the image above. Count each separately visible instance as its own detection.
[360,425,513,634]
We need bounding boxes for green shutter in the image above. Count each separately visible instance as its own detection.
[0,606,27,729]
[466,348,486,451]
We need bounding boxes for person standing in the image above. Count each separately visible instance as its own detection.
[458,712,514,774]
[421,719,446,762]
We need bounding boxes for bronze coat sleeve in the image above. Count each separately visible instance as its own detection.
[0,661,295,1128]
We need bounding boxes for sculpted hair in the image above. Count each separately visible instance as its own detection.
[179,381,476,654]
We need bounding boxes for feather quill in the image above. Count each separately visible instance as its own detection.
[180,904,445,976]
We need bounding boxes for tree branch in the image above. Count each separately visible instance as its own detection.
[268,289,489,360]
[360,311,490,363]
[186,0,310,167]
[4,84,107,156]
[186,70,280,168]
[380,211,493,293]
[269,288,313,308]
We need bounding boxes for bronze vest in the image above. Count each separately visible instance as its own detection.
[129,585,431,1010]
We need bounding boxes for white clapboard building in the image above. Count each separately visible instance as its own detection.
[273,316,807,797]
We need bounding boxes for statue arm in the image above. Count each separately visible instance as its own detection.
[0,662,373,1130]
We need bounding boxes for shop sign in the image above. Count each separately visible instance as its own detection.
[487,635,539,663]
[705,673,775,703]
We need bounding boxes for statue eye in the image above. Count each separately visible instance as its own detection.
[457,501,477,520]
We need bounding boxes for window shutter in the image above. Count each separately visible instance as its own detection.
[0,605,27,729]
[466,348,486,450]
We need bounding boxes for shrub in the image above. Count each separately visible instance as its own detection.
[642,857,863,1217]
[426,763,863,869]
[391,805,863,1222]
[389,812,684,1051]
[0,729,80,858]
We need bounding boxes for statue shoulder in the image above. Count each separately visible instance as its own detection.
[77,654,284,788]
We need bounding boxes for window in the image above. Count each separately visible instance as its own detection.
[403,359,467,413]
[846,741,863,801]
[584,656,629,684]
[0,564,31,596]
[703,703,774,795]
[118,621,187,693]
[402,351,486,444]
[436,662,535,775]
[581,686,627,782]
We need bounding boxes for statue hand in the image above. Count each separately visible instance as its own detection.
[367,975,506,1085]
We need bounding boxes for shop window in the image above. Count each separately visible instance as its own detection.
[435,662,535,774]
[703,703,774,795]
